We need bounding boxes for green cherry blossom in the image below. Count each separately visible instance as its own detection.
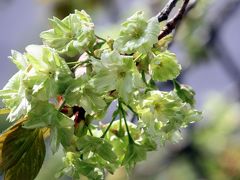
[136,90,201,145]
[150,51,181,82]
[91,50,144,102]
[24,45,73,100]
[40,10,96,57]
[114,11,160,54]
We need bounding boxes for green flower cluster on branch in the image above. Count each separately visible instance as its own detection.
[0,10,201,180]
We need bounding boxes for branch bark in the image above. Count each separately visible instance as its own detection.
[157,0,179,22]
[158,0,190,40]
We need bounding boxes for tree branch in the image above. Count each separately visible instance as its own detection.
[158,0,190,40]
[157,0,179,22]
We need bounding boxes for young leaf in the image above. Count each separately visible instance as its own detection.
[122,142,147,171]
[59,152,104,180]
[174,80,196,106]
[73,160,103,180]
[23,101,74,153]
[0,119,46,180]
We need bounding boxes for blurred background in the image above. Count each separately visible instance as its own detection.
[0,0,240,179]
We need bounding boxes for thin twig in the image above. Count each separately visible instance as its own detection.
[101,111,118,138]
[158,0,190,40]
[87,125,93,136]
[157,0,179,22]
[118,101,134,142]
[96,35,106,42]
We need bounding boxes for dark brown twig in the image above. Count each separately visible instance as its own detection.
[157,0,179,22]
[158,0,190,40]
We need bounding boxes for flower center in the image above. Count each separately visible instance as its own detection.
[117,70,126,78]
[154,103,161,112]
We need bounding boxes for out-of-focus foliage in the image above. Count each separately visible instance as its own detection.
[192,94,240,179]
[176,0,214,63]
[41,0,103,19]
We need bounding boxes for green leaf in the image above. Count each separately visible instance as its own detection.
[0,120,46,180]
[122,142,147,171]
[23,101,58,128]
[59,152,104,180]
[84,153,118,175]
[150,51,181,82]
[77,135,117,163]
[174,80,196,106]
[74,160,103,180]
[101,119,145,164]
[50,123,73,153]
[114,11,160,54]
[23,101,74,153]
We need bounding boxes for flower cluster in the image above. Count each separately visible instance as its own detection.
[0,10,201,180]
